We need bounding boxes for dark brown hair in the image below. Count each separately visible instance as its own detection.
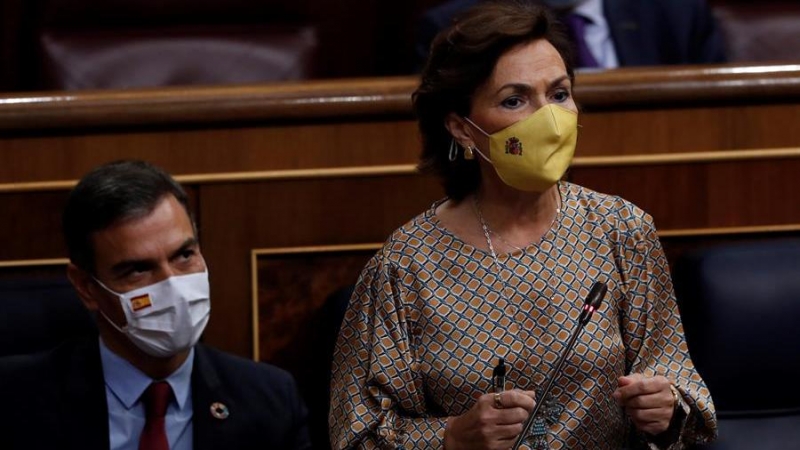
[63,160,195,273]
[412,0,575,201]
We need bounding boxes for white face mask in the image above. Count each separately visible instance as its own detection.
[94,271,211,358]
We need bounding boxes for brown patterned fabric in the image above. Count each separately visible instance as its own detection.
[330,182,717,449]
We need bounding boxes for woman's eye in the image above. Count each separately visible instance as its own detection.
[501,96,524,109]
[552,89,571,103]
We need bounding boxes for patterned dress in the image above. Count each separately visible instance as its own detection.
[329,182,717,449]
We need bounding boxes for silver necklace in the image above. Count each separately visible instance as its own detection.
[472,195,520,324]
[473,195,511,263]
[472,194,561,260]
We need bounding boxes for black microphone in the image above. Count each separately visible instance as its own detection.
[510,281,608,450]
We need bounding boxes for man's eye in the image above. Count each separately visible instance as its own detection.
[120,266,148,280]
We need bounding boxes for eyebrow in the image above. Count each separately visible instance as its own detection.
[109,237,199,276]
[494,75,571,96]
[168,237,199,262]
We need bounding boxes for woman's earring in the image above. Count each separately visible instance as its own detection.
[464,146,475,160]
[448,139,458,162]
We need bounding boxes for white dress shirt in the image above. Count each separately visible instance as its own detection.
[574,0,620,69]
[99,338,195,450]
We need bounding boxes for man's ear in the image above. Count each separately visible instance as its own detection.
[445,112,475,148]
[67,263,100,312]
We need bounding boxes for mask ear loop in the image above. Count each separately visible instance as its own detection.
[91,277,130,334]
[98,309,129,334]
[469,145,492,164]
[461,117,493,164]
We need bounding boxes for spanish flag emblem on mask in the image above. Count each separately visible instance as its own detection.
[130,293,153,311]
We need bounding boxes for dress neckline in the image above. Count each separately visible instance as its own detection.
[424,182,570,259]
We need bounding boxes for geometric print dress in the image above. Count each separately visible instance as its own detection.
[329,182,717,449]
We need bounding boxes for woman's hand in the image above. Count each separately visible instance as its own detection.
[444,389,536,450]
[613,374,675,435]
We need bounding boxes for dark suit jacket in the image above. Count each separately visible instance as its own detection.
[0,338,312,450]
[416,0,726,68]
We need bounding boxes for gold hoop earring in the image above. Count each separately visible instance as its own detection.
[448,139,458,162]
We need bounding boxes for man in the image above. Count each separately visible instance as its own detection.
[416,0,726,69]
[0,160,311,450]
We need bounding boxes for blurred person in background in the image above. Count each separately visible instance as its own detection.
[416,0,726,70]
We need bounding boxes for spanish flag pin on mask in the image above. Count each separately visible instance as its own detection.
[464,104,578,192]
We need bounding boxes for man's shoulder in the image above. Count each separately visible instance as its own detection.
[193,343,305,428]
[0,350,53,384]
[193,344,311,448]
[197,343,288,373]
[0,338,93,385]
[194,344,295,392]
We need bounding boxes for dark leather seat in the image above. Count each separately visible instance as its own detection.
[673,240,800,449]
[40,25,317,90]
[0,276,96,357]
[712,1,800,63]
[35,0,318,90]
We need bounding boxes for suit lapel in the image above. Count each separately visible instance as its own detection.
[58,338,110,450]
[604,0,655,66]
[192,344,238,450]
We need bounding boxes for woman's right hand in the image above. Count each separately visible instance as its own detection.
[444,390,537,450]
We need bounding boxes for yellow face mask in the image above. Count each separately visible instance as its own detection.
[464,104,578,192]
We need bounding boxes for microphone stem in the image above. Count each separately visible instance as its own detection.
[510,320,589,450]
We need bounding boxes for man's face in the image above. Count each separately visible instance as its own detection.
[83,194,206,326]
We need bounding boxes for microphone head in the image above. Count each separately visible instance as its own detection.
[586,282,607,310]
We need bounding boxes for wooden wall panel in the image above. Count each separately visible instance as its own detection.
[198,174,440,356]
[0,187,197,261]
[1,64,800,361]
[0,191,69,260]
[254,247,377,364]
[0,121,420,186]
[570,158,800,231]
[578,103,800,156]
[0,264,67,282]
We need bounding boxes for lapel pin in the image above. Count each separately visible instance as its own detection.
[210,402,230,420]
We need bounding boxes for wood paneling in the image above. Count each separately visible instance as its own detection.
[0,121,420,186]
[197,174,440,355]
[569,158,800,230]
[577,104,800,156]
[0,191,70,260]
[253,247,378,363]
[0,64,799,133]
[1,64,800,360]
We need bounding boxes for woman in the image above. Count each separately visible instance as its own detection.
[329,2,716,449]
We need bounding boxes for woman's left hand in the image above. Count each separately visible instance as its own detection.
[612,373,675,435]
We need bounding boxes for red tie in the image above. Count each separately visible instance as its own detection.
[139,381,172,450]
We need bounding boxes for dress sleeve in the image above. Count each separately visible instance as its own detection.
[329,250,447,449]
[614,207,718,449]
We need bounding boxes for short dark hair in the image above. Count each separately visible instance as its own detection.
[412,0,574,201]
[63,160,194,273]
